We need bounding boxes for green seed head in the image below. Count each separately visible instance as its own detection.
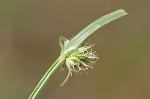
[59,37,98,86]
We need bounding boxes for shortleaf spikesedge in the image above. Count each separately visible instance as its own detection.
[28,9,128,99]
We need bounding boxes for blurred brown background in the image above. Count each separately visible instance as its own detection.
[0,0,150,99]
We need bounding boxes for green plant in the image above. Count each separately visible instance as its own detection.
[28,9,127,99]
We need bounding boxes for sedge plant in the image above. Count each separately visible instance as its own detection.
[28,9,128,99]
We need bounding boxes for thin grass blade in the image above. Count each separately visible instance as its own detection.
[62,9,128,55]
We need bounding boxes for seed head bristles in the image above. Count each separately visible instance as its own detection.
[59,37,98,86]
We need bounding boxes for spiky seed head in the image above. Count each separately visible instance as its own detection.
[59,37,98,86]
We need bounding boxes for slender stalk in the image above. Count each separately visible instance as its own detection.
[28,56,66,99]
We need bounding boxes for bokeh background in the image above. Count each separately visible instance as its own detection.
[0,0,150,99]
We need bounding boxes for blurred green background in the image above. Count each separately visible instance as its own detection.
[0,0,150,99]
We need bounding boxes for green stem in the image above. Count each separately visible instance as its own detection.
[28,56,65,99]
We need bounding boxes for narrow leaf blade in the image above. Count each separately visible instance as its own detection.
[62,9,128,55]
